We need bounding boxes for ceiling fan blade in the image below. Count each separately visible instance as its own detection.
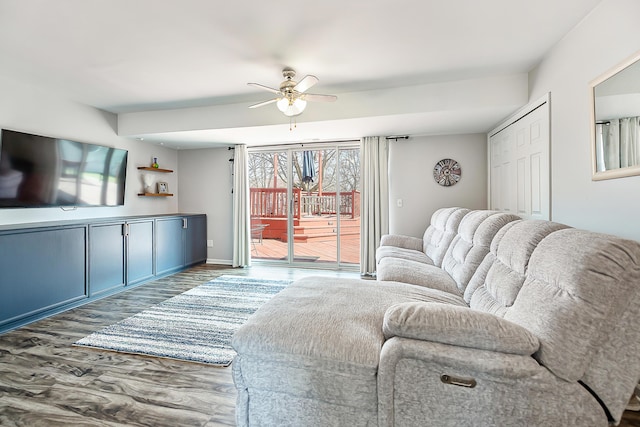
[247,82,281,95]
[302,93,337,102]
[249,98,279,109]
[294,75,319,93]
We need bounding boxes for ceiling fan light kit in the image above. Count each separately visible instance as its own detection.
[277,96,307,117]
[248,68,337,124]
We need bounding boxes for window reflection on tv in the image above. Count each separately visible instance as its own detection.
[0,129,128,208]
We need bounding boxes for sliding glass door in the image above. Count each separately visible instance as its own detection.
[248,143,360,269]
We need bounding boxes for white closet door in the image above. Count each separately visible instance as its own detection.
[488,94,550,220]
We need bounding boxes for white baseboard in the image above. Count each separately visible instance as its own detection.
[206,258,233,265]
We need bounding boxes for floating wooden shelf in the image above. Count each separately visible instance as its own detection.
[137,167,173,173]
[138,193,174,197]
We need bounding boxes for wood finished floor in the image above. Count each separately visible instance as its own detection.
[0,264,359,427]
[1,263,639,426]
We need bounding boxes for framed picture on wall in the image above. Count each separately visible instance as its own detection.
[157,182,168,194]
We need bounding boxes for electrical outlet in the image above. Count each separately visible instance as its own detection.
[207,240,214,247]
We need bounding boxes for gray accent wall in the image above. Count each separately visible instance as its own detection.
[528,0,640,241]
[177,147,233,264]
[388,134,488,238]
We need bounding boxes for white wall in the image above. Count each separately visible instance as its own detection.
[177,147,233,264]
[528,0,640,241]
[0,74,178,225]
[388,134,488,237]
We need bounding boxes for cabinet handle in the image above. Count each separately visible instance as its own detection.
[122,224,129,236]
[182,218,188,229]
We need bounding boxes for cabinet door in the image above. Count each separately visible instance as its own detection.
[127,220,154,285]
[0,227,87,326]
[89,223,125,296]
[185,215,207,265]
[156,217,185,275]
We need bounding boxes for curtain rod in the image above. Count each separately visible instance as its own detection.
[242,136,409,151]
[247,139,360,151]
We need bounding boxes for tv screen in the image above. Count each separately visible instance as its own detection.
[0,129,128,208]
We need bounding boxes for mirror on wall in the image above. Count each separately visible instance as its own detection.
[590,51,640,180]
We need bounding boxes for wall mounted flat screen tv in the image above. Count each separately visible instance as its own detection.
[0,129,128,208]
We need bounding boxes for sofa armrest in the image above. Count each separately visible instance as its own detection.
[379,234,423,251]
[383,302,539,355]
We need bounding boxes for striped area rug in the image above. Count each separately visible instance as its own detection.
[74,275,292,366]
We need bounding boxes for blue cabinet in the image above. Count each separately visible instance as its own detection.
[185,215,207,265]
[89,222,126,296]
[0,213,206,334]
[127,220,154,285]
[156,214,207,276]
[156,217,185,276]
[0,226,87,327]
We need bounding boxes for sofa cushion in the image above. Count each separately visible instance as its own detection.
[375,207,469,266]
[232,276,467,367]
[383,302,540,355]
[375,245,434,266]
[378,234,423,252]
[422,207,469,267]
[440,211,520,294]
[503,229,640,393]
[376,257,461,295]
[465,220,570,310]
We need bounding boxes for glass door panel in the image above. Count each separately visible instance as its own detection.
[292,149,338,264]
[248,150,290,262]
[338,147,361,266]
[248,143,360,269]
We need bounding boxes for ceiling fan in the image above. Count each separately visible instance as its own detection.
[248,68,337,117]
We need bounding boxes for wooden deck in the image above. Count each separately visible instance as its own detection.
[252,235,360,265]
[252,214,361,265]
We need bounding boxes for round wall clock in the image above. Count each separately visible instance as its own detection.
[433,158,461,186]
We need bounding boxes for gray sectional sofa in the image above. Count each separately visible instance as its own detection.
[232,208,640,426]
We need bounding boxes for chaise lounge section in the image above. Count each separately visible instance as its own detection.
[232,209,640,426]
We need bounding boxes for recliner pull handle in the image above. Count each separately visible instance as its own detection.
[441,374,477,388]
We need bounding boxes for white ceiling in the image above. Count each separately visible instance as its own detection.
[0,0,602,148]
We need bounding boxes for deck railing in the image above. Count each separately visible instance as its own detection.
[250,188,360,219]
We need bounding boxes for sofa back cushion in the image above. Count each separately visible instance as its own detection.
[466,220,570,309]
[440,211,520,294]
[422,207,469,267]
[503,229,640,422]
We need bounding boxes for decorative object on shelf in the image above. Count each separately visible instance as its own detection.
[433,158,461,187]
[152,157,159,168]
[137,166,173,196]
[142,174,154,193]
